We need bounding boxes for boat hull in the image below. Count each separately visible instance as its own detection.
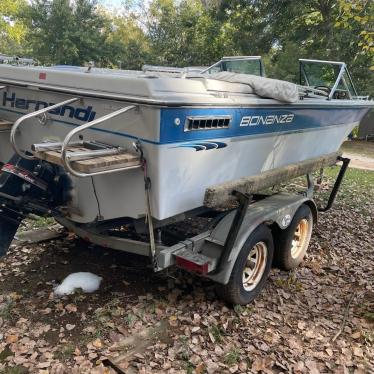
[0,86,370,222]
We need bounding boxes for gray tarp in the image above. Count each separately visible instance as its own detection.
[209,71,299,103]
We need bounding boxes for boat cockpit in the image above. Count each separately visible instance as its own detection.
[299,59,369,100]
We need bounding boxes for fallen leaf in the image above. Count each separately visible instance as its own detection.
[353,346,363,357]
[65,304,78,313]
[196,362,205,374]
[92,338,103,349]
[306,360,319,374]
[251,357,273,372]
[6,335,18,344]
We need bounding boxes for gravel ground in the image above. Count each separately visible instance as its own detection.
[0,167,372,374]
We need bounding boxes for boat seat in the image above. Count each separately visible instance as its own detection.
[33,143,141,174]
[0,119,13,132]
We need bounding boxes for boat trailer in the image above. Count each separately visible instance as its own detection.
[0,112,350,304]
[55,153,349,304]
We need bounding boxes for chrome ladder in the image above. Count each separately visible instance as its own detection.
[10,97,141,177]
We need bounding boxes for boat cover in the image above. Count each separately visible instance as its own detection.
[208,72,299,103]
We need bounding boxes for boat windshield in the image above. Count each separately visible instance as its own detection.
[202,56,265,77]
[299,59,358,100]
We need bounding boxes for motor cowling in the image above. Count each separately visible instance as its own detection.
[0,154,73,255]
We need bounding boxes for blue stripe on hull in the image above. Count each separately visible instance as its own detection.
[160,107,369,143]
[0,105,369,146]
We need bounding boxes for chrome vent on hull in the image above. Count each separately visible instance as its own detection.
[184,116,231,131]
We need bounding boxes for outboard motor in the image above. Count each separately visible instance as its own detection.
[0,154,72,256]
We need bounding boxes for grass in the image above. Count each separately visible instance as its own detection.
[275,164,374,212]
[0,347,12,363]
[125,313,137,327]
[323,166,374,192]
[224,347,241,366]
[0,300,14,321]
[19,216,56,232]
[184,361,195,374]
[274,272,303,291]
[208,324,224,343]
[93,299,127,326]
[178,336,190,361]
[54,344,75,360]
[233,304,244,315]
[0,367,28,374]
[364,312,374,322]
[321,166,374,212]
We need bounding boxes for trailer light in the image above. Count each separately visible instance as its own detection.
[175,256,209,275]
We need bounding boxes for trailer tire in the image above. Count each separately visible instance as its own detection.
[217,224,274,305]
[274,204,313,270]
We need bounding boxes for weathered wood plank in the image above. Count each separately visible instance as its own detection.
[204,152,341,208]
[35,149,64,165]
[0,119,13,131]
[34,146,141,173]
[74,158,141,173]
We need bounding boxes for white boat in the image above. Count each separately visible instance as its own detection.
[0,57,371,237]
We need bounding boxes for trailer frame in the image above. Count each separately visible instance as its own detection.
[55,155,350,287]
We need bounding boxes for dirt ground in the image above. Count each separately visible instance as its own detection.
[0,156,373,373]
[341,140,374,171]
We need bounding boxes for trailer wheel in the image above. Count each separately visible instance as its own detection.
[274,204,313,270]
[217,224,274,305]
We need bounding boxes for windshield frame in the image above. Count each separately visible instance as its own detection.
[201,56,265,77]
[299,58,358,100]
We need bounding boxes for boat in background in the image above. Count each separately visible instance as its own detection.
[0,54,34,66]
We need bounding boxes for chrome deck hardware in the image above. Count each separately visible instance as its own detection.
[10,97,79,160]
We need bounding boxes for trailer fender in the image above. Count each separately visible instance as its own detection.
[206,193,316,285]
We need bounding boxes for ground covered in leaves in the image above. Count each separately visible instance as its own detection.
[0,166,373,373]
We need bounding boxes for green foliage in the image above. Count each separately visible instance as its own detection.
[0,0,28,55]
[0,299,15,321]
[336,0,374,59]
[54,344,75,360]
[208,324,224,343]
[146,0,230,67]
[104,13,151,69]
[224,347,241,366]
[0,0,372,96]
[24,0,110,65]
[0,367,28,374]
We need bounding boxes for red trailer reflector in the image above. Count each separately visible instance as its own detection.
[39,72,47,80]
[175,256,209,275]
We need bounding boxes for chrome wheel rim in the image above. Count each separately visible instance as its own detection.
[291,218,309,259]
[242,241,267,291]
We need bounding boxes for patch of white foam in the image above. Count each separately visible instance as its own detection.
[54,272,102,296]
